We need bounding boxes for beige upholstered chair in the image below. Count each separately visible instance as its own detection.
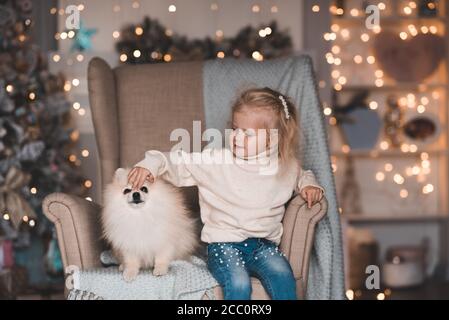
[42,57,328,300]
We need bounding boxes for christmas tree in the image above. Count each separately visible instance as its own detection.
[0,0,87,294]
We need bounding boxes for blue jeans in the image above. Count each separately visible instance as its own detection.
[207,238,297,300]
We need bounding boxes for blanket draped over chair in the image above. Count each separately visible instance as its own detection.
[203,56,345,300]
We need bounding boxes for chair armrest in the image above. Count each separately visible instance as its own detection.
[42,192,105,271]
[280,194,328,298]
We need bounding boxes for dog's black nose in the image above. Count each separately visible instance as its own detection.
[132,192,140,200]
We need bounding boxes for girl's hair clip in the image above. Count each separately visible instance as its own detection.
[279,95,290,120]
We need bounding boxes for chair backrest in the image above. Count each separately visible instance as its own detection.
[88,58,205,202]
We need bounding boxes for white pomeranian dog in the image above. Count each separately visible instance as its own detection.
[101,168,199,282]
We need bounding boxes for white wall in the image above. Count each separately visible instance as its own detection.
[58,0,304,58]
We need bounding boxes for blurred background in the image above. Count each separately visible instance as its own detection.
[0,0,448,300]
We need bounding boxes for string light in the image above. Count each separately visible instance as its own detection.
[78,108,86,116]
[64,81,72,92]
[361,33,370,42]
[6,84,13,93]
[3,213,10,221]
[151,51,160,59]
[332,45,341,54]
[132,1,140,9]
[403,6,413,15]
[81,149,90,157]
[378,2,386,10]
[168,4,176,12]
[376,172,385,181]
[84,180,93,188]
[369,101,378,110]
[375,70,384,78]
[341,29,350,40]
[423,184,434,194]
[331,70,340,79]
[346,290,354,300]
[252,51,263,61]
[331,24,340,32]
[210,3,218,11]
[381,139,391,152]
[216,30,224,38]
[312,5,320,13]
[375,79,384,87]
[30,187,37,194]
[417,105,426,113]
[164,54,172,62]
[394,174,405,185]
[324,107,332,116]
[354,55,363,64]
[135,27,143,36]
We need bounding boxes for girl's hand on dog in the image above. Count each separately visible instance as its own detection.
[128,166,154,190]
[300,186,323,209]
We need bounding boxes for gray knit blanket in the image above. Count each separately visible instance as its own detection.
[68,254,218,300]
[203,55,345,300]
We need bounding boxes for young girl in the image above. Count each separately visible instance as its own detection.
[128,87,324,300]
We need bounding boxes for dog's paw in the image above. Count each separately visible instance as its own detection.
[152,265,169,276]
[123,268,139,282]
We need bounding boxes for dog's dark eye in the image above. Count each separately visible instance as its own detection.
[123,188,131,195]
[140,186,148,193]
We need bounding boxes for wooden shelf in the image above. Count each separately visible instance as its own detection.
[342,214,448,223]
[336,83,447,92]
[333,15,447,23]
[331,149,449,158]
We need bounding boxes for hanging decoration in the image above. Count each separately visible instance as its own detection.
[115,16,293,64]
[69,20,97,52]
[373,32,445,82]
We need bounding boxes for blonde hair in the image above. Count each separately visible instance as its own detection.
[230,86,299,166]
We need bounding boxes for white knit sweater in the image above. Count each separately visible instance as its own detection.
[134,148,324,245]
